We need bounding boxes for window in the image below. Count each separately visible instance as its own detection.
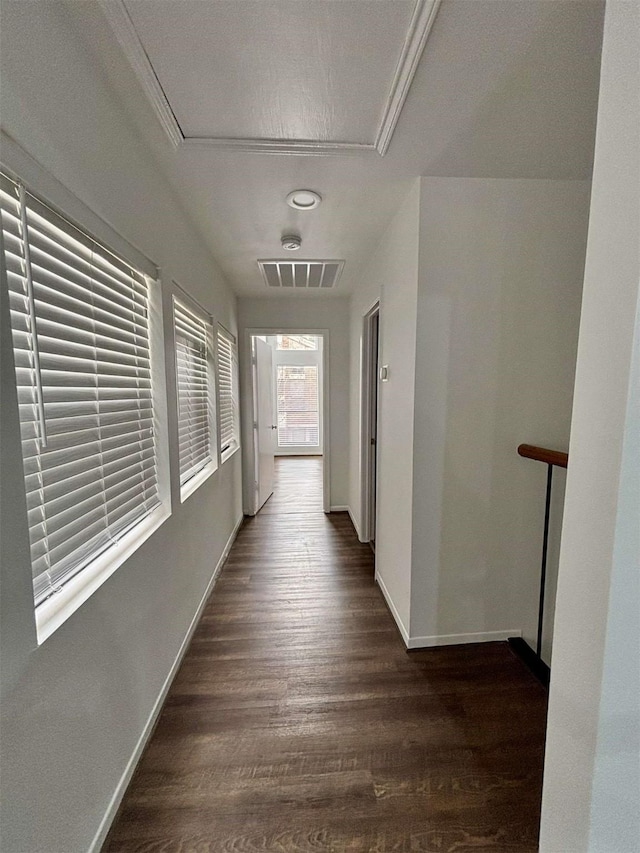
[276,333,318,351]
[276,365,320,448]
[0,173,167,631]
[173,294,216,498]
[217,326,239,459]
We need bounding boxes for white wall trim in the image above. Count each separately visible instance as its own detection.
[406,628,522,650]
[375,568,521,651]
[375,571,410,646]
[347,506,364,542]
[184,137,377,156]
[99,0,440,158]
[97,0,184,149]
[375,0,442,155]
[88,513,244,853]
[337,504,365,542]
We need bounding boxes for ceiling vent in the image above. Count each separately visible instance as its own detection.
[258,260,344,290]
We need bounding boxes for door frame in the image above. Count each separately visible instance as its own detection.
[252,336,276,513]
[360,301,380,543]
[271,345,324,457]
[241,327,331,515]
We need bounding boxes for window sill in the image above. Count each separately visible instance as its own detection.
[180,460,217,503]
[35,502,171,644]
[221,443,240,465]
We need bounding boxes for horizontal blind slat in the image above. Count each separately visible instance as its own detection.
[26,225,148,304]
[27,242,148,316]
[173,297,214,485]
[1,172,160,607]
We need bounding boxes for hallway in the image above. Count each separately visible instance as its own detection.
[105,458,548,852]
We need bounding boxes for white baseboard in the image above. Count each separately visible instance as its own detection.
[89,513,244,853]
[331,505,366,543]
[375,571,410,646]
[406,628,522,650]
[347,507,365,542]
[374,569,521,652]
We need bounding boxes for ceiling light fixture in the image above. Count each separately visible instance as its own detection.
[281,234,302,251]
[286,190,322,211]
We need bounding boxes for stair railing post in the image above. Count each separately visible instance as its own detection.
[511,444,568,686]
[536,463,554,658]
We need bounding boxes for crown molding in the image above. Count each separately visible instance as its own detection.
[375,0,442,156]
[100,0,441,157]
[182,138,375,156]
[98,0,184,149]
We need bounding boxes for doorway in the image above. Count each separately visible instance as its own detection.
[245,331,329,515]
[361,303,380,547]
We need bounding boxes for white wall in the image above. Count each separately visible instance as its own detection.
[540,1,640,849]
[348,182,421,636]
[237,297,350,510]
[411,177,589,648]
[349,177,589,649]
[0,3,242,852]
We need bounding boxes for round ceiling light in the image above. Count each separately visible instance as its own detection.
[281,234,302,251]
[286,189,322,211]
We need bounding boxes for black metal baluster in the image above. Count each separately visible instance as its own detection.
[536,463,554,658]
[509,444,567,687]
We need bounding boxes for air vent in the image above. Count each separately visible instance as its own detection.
[258,260,344,290]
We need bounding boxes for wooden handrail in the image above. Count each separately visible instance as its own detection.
[518,444,568,468]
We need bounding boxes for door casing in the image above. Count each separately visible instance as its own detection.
[241,328,330,515]
[360,301,380,544]
[253,336,275,513]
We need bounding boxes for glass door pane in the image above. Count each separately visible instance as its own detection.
[276,365,319,448]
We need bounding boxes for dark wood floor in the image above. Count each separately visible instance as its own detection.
[104,457,548,852]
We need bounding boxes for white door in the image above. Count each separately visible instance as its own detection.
[254,338,275,512]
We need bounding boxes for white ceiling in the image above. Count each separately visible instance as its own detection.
[67,0,605,297]
[121,0,417,146]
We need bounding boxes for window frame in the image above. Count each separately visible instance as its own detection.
[0,166,171,644]
[172,285,218,502]
[217,324,240,464]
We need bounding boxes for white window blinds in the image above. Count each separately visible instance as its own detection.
[276,365,320,447]
[0,174,160,607]
[217,326,239,456]
[173,296,215,487]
